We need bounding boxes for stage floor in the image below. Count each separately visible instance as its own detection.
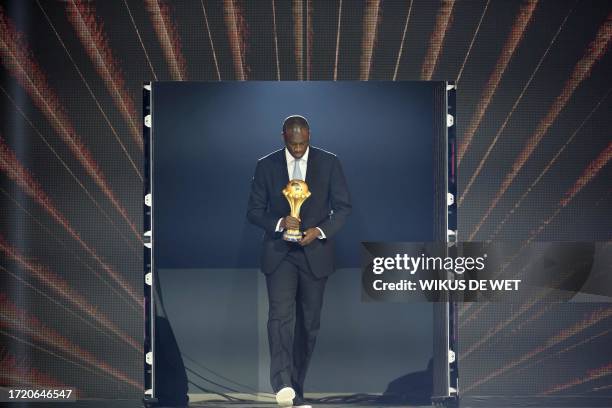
[12,400,431,408]
[14,399,612,407]
[190,404,429,408]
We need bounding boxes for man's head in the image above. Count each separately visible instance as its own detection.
[282,115,310,159]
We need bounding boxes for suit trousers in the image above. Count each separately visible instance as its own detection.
[265,245,327,398]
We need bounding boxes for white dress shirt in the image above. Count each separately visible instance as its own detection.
[275,147,326,239]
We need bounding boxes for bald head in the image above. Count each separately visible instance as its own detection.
[282,115,310,159]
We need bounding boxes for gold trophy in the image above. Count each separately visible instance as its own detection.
[282,179,311,242]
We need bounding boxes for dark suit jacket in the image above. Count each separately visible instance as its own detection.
[247,146,351,278]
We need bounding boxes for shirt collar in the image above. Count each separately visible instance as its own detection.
[285,146,309,164]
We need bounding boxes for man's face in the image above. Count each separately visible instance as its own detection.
[283,125,310,159]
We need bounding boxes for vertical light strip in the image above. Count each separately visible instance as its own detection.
[272,0,281,80]
[360,0,380,80]
[392,0,413,81]
[293,0,303,80]
[333,0,343,80]
[201,0,222,80]
[420,0,455,80]
[223,0,246,80]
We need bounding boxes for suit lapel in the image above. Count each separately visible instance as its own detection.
[301,147,318,216]
[280,149,289,184]
[305,146,317,186]
[276,150,291,214]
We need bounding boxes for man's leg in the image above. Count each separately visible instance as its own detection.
[290,251,327,401]
[265,257,299,394]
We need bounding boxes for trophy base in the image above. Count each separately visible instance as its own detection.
[283,229,303,242]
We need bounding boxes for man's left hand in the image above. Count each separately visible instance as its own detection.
[299,228,321,246]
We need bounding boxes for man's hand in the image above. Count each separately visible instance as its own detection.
[299,227,321,246]
[280,216,300,230]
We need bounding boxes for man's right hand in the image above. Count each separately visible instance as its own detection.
[280,216,300,230]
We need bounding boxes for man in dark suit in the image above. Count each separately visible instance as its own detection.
[247,115,351,408]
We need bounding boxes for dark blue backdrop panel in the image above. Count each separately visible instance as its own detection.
[153,81,436,268]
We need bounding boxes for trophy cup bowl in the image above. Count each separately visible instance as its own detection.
[282,179,311,242]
